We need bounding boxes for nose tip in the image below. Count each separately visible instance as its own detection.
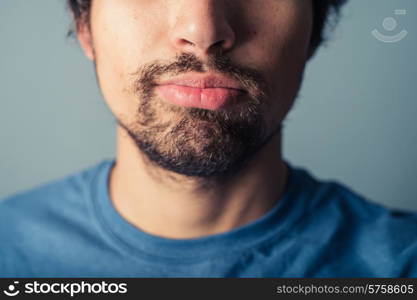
[171,2,236,56]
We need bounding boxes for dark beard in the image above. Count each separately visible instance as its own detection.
[117,52,278,179]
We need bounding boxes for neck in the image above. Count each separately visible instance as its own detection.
[109,126,288,239]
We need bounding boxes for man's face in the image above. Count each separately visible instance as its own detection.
[80,0,313,178]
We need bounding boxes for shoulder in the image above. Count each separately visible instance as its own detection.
[291,166,417,276]
[0,160,111,218]
[292,165,417,228]
[0,160,113,275]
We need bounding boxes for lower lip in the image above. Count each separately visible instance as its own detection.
[156,85,245,110]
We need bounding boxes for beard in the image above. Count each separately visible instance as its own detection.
[117,52,280,179]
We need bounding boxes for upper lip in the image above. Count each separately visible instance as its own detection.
[157,73,246,91]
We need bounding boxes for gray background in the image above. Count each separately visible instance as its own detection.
[1,0,416,211]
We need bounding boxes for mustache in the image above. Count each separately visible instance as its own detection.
[131,52,268,104]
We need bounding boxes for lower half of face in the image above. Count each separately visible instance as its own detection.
[89,0,313,178]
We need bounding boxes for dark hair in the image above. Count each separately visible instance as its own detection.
[67,0,347,52]
[311,0,348,51]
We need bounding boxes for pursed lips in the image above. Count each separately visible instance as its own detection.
[155,73,247,110]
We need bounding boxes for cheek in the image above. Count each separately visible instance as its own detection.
[90,4,167,122]
[93,43,138,123]
[252,5,312,125]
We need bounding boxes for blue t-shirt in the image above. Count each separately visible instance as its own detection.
[1,160,417,277]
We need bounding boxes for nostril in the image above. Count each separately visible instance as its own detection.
[178,38,195,47]
[212,40,226,48]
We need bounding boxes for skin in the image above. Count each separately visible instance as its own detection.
[77,0,313,239]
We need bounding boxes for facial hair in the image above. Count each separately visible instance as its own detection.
[117,52,280,180]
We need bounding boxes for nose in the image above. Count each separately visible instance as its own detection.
[170,0,236,57]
